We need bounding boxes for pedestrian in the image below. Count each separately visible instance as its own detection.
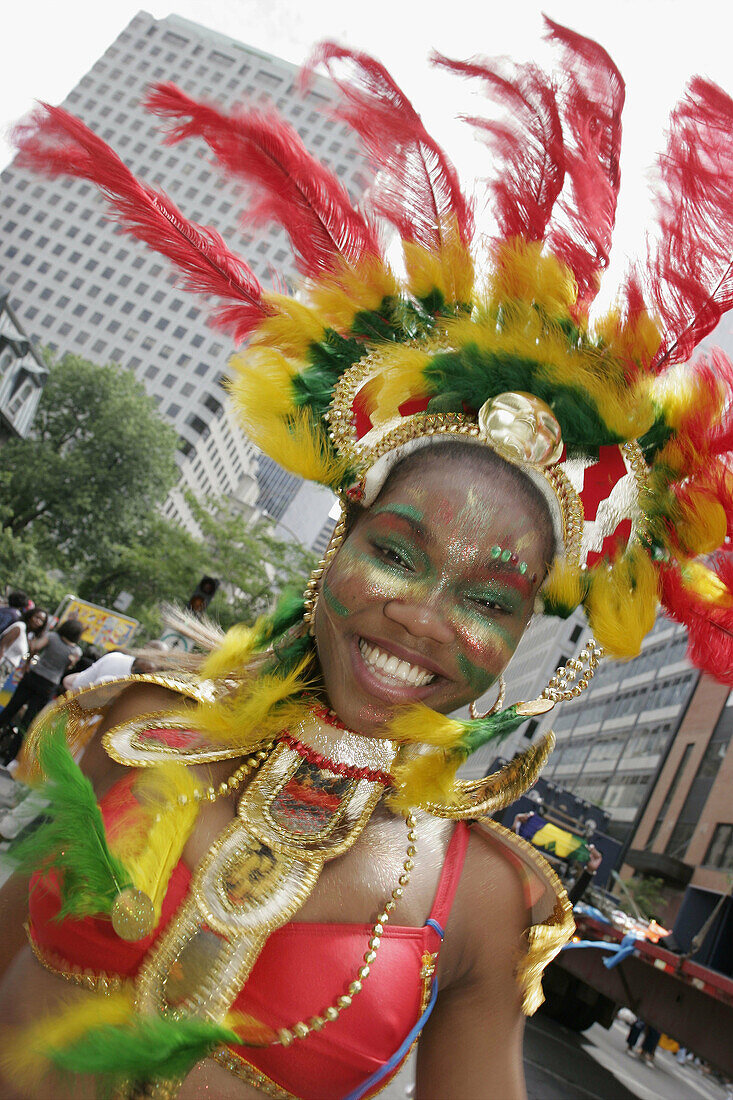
[567,846,603,905]
[0,618,83,763]
[62,639,169,692]
[626,1017,646,1055]
[639,1024,661,1065]
[0,607,48,681]
[62,643,104,685]
[0,591,29,635]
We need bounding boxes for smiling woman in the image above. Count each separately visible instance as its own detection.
[316,444,555,735]
[3,16,733,1100]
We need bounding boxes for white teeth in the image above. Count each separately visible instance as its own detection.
[358,638,436,688]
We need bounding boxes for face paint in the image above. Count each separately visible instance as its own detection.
[313,452,550,736]
[321,576,350,618]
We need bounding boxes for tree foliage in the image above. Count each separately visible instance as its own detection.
[0,352,179,565]
[184,494,317,630]
[0,351,318,638]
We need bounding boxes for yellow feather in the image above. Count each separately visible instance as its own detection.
[190,658,315,748]
[593,306,662,368]
[385,703,464,747]
[652,363,725,434]
[262,413,351,485]
[229,347,299,426]
[541,557,587,614]
[403,232,474,304]
[388,749,462,813]
[681,561,733,608]
[370,345,432,425]
[676,490,727,556]
[251,294,326,355]
[199,623,259,681]
[110,765,199,920]
[5,991,135,1086]
[308,257,398,331]
[586,549,659,659]
[489,239,576,317]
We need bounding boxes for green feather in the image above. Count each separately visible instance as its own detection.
[7,719,133,919]
[255,588,307,648]
[48,1014,239,1084]
[423,348,626,452]
[460,705,529,754]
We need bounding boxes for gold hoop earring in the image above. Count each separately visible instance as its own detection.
[303,501,348,636]
[469,675,506,720]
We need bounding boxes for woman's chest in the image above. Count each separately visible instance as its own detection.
[182,789,454,928]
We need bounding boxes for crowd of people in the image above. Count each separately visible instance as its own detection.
[0,589,168,769]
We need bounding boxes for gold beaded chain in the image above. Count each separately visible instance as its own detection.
[173,745,274,810]
[540,638,604,703]
[272,810,418,1048]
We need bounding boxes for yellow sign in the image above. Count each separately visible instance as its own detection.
[57,596,138,651]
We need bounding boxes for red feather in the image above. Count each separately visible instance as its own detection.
[645,78,733,368]
[145,83,381,280]
[660,556,733,684]
[303,43,473,253]
[12,104,268,342]
[543,18,625,311]
[432,53,564,244]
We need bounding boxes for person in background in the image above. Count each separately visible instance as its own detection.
[62,644,104,686]
[567,846,603,905]
[0,619,83,763]
[0,608,48,682]
[0,592,30,636]
[62,639,170,692]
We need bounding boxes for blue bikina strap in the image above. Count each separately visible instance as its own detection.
[424,917,445,939]
[341,978,439,1100]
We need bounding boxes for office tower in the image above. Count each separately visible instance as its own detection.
[625,677,733,902]
[0,291,47,440]
[541,616,698,839]
[0,12,370,533]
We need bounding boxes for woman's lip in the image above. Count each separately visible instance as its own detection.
[349,636,446,705]
[358,633,452,680]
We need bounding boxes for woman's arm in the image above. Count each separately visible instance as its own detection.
[0,625,21,658]
[415,833,529,1100]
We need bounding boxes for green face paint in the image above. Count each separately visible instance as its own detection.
[322,575,350,618]
[371,503,425,525]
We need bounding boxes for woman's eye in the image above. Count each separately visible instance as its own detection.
[472,596,509,614]
[374,543,413,569]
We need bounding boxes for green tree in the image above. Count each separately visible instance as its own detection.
[0,352,179,569]
[186,494,317,629]
[75,514,210,634]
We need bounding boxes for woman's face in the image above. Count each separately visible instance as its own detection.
[29,611,46,632]
[314,454,551,736]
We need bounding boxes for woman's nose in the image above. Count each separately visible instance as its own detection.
[383,599,454,644]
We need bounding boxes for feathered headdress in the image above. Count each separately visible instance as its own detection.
[13,19,733,689]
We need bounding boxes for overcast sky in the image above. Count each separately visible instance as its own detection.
[3,0,733,308]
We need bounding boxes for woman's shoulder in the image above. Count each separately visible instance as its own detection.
[449,818,574,1013]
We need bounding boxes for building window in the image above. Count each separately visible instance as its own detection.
[664,707,733,860]
[167,403,181,418]
[704,824,733,870]
[162,373,176,388]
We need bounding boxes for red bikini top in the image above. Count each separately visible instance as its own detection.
[28,775,470,1100]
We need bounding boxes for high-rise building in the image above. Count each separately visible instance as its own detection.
[539,616,699,840]
[0,290,47,440]
[0,12,371,534]
[625,677,733,889]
